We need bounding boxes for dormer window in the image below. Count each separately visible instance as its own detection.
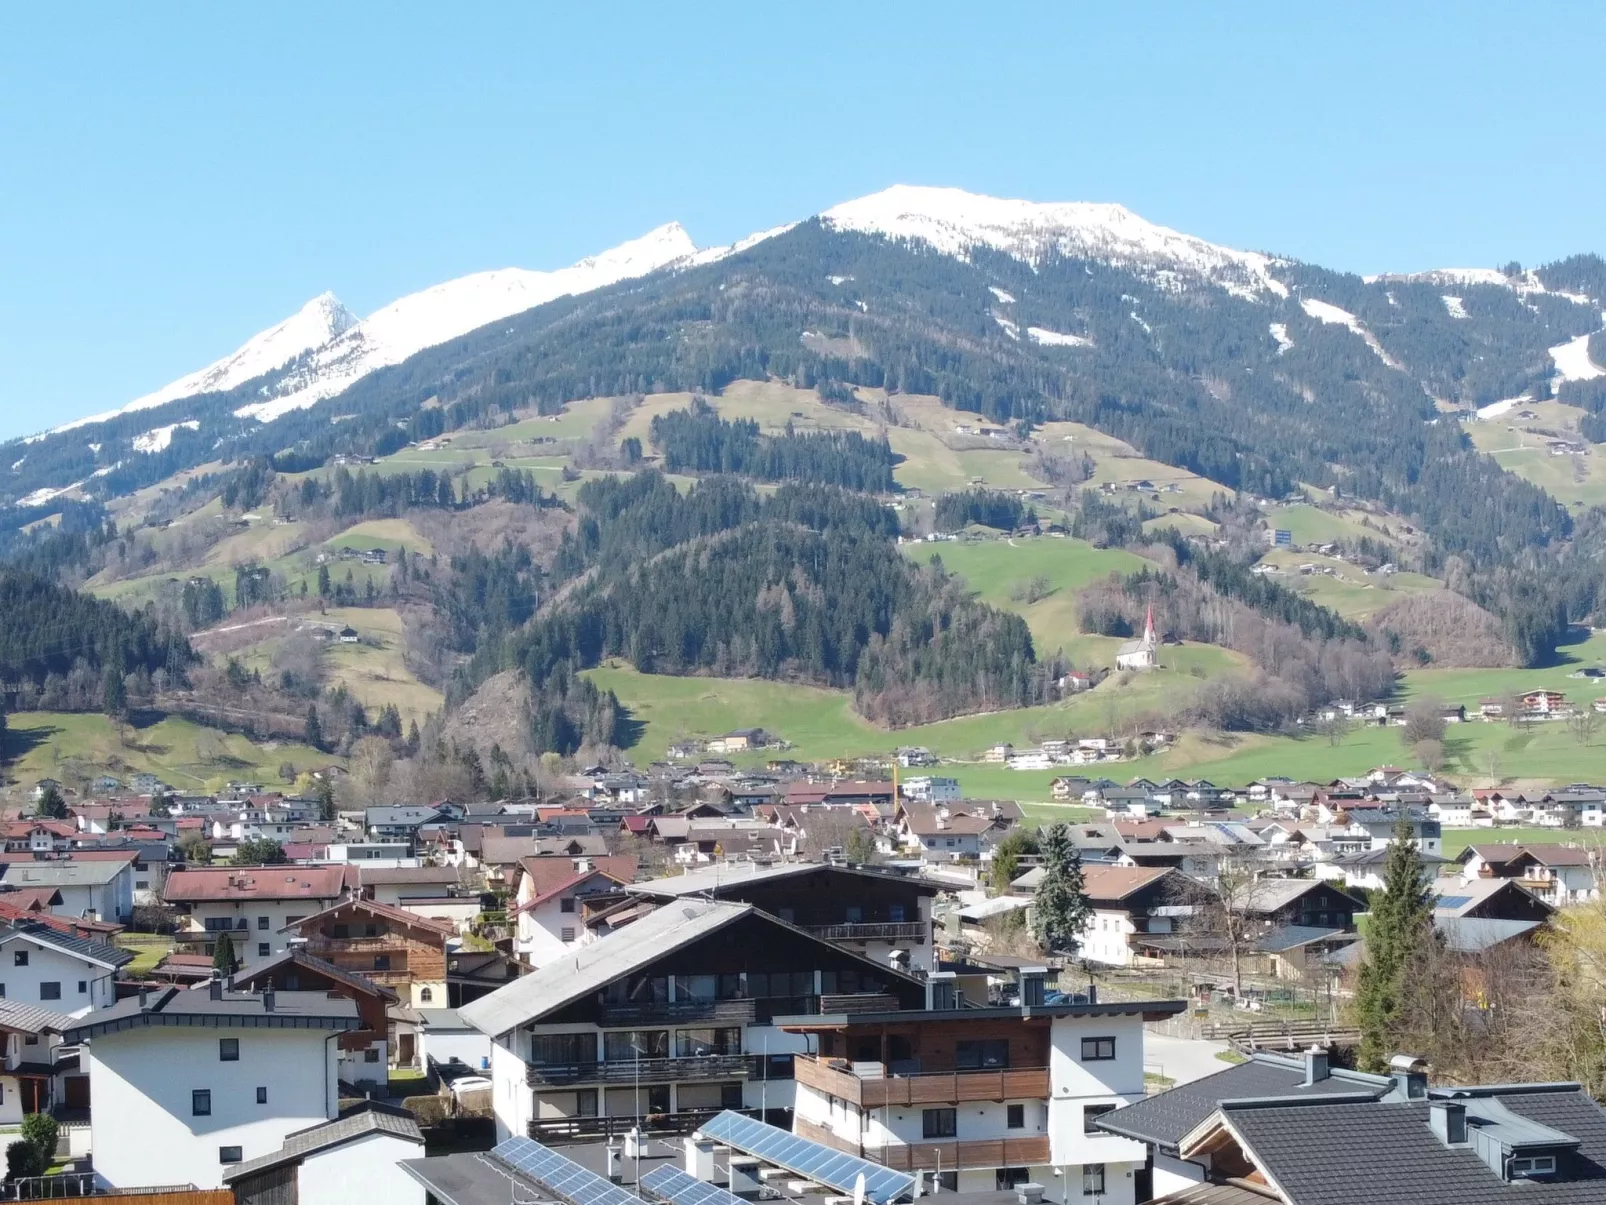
[1511,1155,1557,1179]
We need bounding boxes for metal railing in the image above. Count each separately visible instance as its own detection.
[598,998,757,1026]
[528,1107,757,1144]
[526,1054,753,1087]
[805,921,928,942]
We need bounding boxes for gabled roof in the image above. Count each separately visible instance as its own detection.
[164,865,355,902]
[1095,1050,1390,1153]
[0,858,134,888]
[222,1103,422,1183]
[280,895,456,939]
[1433,877,1554,919]
[1462,843,1593,869]
[231,947,400,1002]
[62,986,358,1043]
[0,920,133,970]
[0,997,77,1036]
[1082,865,1179,904]
[1438,917,1543,953]
[624,861,942,901]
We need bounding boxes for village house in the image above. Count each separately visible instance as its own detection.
[511,854,636,967]
[1458,844,1599,906]
[164,865,356,969]
[0,855,136,924]
[65,982,359,1190]
[222,1103,424,1205]
[282,896,454,1009]
[232,947,399,1085]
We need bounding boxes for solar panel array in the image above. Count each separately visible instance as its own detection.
[492,1136,643,1205]
[640,1163,749,1205]
[697,1110,915,1205]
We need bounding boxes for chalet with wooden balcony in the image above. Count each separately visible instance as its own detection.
[281,897,453,1009]
[623,862,942,972]
[459,899,927,1144]
[1457,843,1599,905]
[779,969,1186,1196]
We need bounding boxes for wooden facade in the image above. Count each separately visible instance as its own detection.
[287,898,449,994]
[797,1116,1050,1171]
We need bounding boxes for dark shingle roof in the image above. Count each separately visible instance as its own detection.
[0,921,133,970]
[1096,1052,1389,1152]
[1223,1088,1606,1204]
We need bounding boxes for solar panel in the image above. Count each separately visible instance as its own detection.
[697,1110,915,1205]
[1436,895,1471,909]
[492,1136,643,1205]
[641,1163,749,1205]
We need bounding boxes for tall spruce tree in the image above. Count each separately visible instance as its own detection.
[213,931,237,977]
[1031,822,1091,955]
[1354,818,1437,1072]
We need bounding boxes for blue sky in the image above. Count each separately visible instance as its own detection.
[2,2,1603,440]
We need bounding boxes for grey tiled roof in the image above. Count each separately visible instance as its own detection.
[1096,1052,1389,1151]
[0,921,133,969]
[223,1103,421,1182]
[1225,1089,1606,1204]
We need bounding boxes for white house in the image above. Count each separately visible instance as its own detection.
[0,997,76,1121]
[0,857,136,924]
[0,920,131,1016]
[222,1103,425,1205]
[164,865,354,968]
[511,855,635,967]
[64,982,359,1190]
[900,776,961,804]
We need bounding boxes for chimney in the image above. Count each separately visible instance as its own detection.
[926,971,959,1011]
[262,989,276,1013]
[1430,1100,1468,1146]
[138,985,151,1011]
[1388,1053,1428,1100]
[1019,966,1047,1009]
[1302,1046,1330,1086]
[209,979,223,1001]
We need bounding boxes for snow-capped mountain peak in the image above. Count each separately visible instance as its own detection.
[233,223,698,423]
[821,184,1288,299]
[46,292,358,437]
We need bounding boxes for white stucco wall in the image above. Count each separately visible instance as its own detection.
[423,1027,492,1071]
[1046,1015,1148,1169]
[181,899,340,966]
[0,938,118,1016]
[86,1024,338,1189]
[300,1132,425,1205]
[491,1038,532,1142]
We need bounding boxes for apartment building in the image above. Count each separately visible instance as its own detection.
[782,969,1184,1201]
[460,899,927,1142]
[164,865,356,968]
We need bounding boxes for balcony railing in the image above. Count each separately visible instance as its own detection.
[528,1107,758,1145]
[526,1054,752,1087]
[302,935,415,953]
[598,998,757,1027]
[806,921,928,943]
[794,1055,1049,1108]
[796,1118,1049,1170]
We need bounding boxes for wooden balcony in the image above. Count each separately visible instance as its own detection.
[794,1055,1049,1108]
[806,921,927,943]
[527,1054,752,1087]
[796,1118,1049,1171]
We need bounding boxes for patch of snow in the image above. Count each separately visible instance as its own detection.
[87,443,100,454]
[91,461,122,478]
[1026,326,1090,348]
[855,300,868,312]
[9,457,23,471]
[827,275,850,286]
[1130,311,1152,335]
[988,286,1017,304]
[822,185,1289,299]
[133,420,201,454]
[1442,295,1468,319]
[994,314,1021,340]
[1269,323,1292,354]
[236,224,701,422]
[1476,395,1527,420]
[17,483,78,507]
[681,222,796,268]
[1554,290,1594,306]
[48,293,358,437]
[1550,327,1606,383]
[1299,297,1403,369]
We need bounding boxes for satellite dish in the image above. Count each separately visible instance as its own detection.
[853,1173,866,1205]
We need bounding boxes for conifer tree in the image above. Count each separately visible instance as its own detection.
[1354,819,1436,1072]
[36,784,67,820]
[304,705,323,752]
[213,931,237,977]
[1031,822,1091,955]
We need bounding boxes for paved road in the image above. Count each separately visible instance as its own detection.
[1143,1031,1233,1085]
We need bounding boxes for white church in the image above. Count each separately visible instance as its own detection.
[1115,603,1158,670]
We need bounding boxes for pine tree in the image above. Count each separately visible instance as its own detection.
[317,563,331,597]
[213,931,237,977]
[304,705,323,752]
[36,784,67,820]
[1354,819,1437,1072]
[316,775,336,823]
[1031,822,1091,955]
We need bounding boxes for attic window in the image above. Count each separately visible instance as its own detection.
[1511,1155,1557,1179]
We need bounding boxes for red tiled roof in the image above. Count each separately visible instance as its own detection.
[1083,865,1174,903]
[164,865,355,902]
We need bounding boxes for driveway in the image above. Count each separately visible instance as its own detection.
[1143,1031,1234,1086]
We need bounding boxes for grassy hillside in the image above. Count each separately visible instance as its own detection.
[1464,401,1606,511]
[1,711,332,794]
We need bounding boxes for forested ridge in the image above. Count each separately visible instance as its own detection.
[650,398,897,491]
[0,567,193,689]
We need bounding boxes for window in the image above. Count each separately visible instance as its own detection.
[77,981,86,994]
[1081,1036,1116,1061]
[1007,1104,1025,1130]
[220,1039,239,1061]
[12,952,26,967]
[676,1028,740,1058]
[845,905,863,923]
[364,1049,380,1063]
[1082,1165,1105,1195]
[560,928,576,943]
[219,1146,242,1164]
[420,987,434,1003]
[995,1169,1029,1190]
[373,955,391,971]
[922,1108,957,1139]
[1084,1103,1116,1134]
[192,1090,212,1116]
[332,924,350,939]
[1511,1155,1557,1178]
[256,1087,267,1104]
[560,897,576,913]
[256,916,270,930]
[136,880,149,890]
[257,943,270,958]
[39,983,60,1001]
[956,1039,1009,1070]
[888,903,906,922]
[0,986,6,998]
